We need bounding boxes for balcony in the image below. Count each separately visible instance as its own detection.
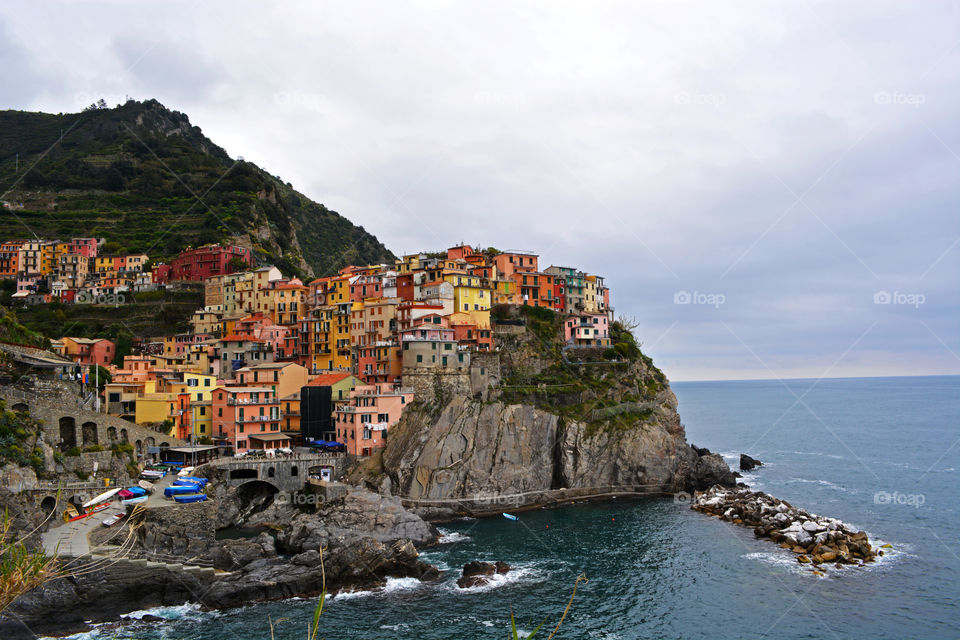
[227,398,280,405]
[238,415,280,423]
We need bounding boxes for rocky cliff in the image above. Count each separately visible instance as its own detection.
[382,308,734,515]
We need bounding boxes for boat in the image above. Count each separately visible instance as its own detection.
[502,513,519,521]
[121,496,148,506]
[138,480,155,494]
[140,470,165,480]
[173,493,208,503]
[63,504,79,522]
[176,466,195,477]
[164,484,202,497]
[126,485,148,497]
[175,477,208,487]
[67,502,110,522]
[83,488,121,508]
[102,512,126,527]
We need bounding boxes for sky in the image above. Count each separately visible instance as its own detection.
[1,1,957,381]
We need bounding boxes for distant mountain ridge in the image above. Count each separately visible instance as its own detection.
[0,99,395,277]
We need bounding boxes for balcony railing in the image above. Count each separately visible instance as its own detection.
[227,398,280,405]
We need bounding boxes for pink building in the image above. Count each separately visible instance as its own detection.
[70,238,99,258]
[563,313,610,347]
[211,385,286,453]
[334,383,413,457]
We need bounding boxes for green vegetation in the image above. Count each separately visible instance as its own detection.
[111,442,133,455]
[0,510,59,616]
[82,444,103,453]
[0,99,395,277]
[0,400,45,475]
[499,312,666,438]
[0,305,50,349]
[8,286,202,340]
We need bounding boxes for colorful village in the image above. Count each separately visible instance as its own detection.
[0,240,612,460]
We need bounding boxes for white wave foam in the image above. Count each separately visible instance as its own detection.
[449,563,541,594]
[786,477,849,492]
[331,576,422,601]
[778,450,845,460]
[121,602,203,620]
[436,528,472,544]
[382,576,422,593]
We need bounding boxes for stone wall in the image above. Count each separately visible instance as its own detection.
[0,381,187,461]
[403,352,503,404]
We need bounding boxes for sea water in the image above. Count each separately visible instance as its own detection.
[53,376,960,639]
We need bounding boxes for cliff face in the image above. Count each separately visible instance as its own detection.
[382,310,734,512]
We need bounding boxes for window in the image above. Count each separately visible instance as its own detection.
[239,424,244,433]
[218,408,222,417]
[416,354,423,363]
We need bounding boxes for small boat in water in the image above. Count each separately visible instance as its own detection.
[102,512,126,527]
[122,496,148,506]
[174,493,207,503]
[502,513,519,521]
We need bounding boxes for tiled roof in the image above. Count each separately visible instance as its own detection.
[308,372,352,386]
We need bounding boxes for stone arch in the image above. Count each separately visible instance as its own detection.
[159,442,170,449]
[235,480,279,513]
[290,465,298,477]
[11,402,28,413]
[267,466,276,478]
[81,421,98,447]
[59,417,77,451]
[146,437,155,448]
[135,439,143,456]
[120,428,129,443]
[107,426,117,442]
[229,468,258,480]
[40,496,57,514]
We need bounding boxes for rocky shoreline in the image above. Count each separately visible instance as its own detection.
[692,485,882,574]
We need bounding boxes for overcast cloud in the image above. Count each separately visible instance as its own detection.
[1,1,957,381]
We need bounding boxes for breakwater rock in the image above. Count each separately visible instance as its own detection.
[692,486,879,569]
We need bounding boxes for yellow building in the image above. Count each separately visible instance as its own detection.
[236,362,309,399]
[134,392,181,432]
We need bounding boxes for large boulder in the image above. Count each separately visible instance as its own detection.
[456,560,511,588]
[739,453,763,471]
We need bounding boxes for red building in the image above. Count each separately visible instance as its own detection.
[152,263,173,284]
[170,244,252,282]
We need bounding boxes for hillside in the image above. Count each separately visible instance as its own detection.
[378,307,735,515]
[0,99,395,277]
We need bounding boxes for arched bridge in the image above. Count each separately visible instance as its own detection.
[199,454,345,493]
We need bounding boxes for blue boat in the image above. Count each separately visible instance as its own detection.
[174,493,207,503]
[178,476,208,487]
[122,496,148,506]
[126,486,148,497]
[173,479,204,488]
[502,513,519,521]
[164,485,200,497]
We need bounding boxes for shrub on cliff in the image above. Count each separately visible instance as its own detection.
[0,401,45,475]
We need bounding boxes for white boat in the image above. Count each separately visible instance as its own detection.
[121,496,148,506]
[138,480,155,494]
[177,466,195,477]
[83,488,121,508]
[102,512,125,527]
